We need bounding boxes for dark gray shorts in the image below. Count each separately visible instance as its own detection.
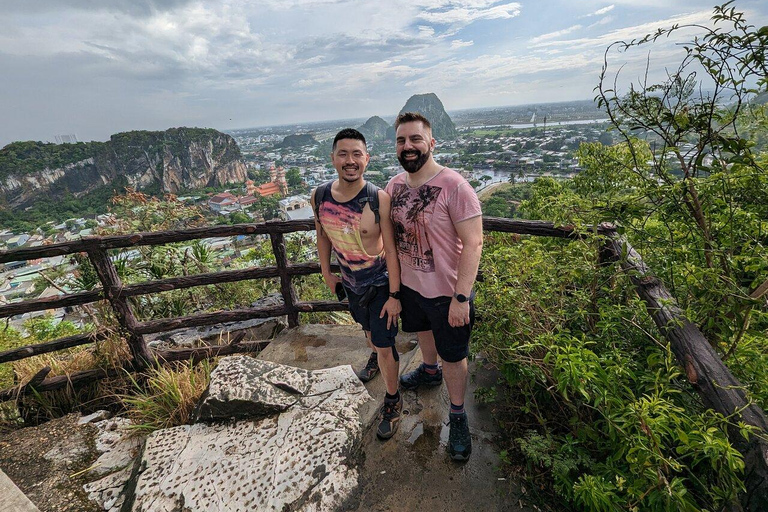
[345,284,398,347]
[399,285,474,363]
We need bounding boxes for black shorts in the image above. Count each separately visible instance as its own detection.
[345,284,398,348]
[399,285,474,363]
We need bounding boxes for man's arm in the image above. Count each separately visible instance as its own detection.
[448,215,483,327]
[311,188,340,292]
[377,190,402,329]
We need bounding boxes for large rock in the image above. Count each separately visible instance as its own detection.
[358,116,391,141]
[128,357,372,512]
[0,128,246,210]
[194,357,311,420]
[388,93,458,140]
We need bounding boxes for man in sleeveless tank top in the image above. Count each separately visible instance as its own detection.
[386,113,483,461]
[312,128,404,440]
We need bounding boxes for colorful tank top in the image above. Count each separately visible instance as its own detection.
[317,184,388,294]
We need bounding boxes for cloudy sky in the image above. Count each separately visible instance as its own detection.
[1,0,766,145]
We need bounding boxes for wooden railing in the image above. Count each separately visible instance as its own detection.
[0,217,766,509]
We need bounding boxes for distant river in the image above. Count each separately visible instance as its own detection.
[466,118,610,130]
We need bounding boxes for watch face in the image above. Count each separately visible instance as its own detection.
[456,294,467,303]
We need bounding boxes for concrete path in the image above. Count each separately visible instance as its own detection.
[0,467,39,512]
[259,324,531,512]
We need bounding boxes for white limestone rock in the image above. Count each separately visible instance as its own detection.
[131,359,371,512]
[195,356,313,421]
[82,417,145,512]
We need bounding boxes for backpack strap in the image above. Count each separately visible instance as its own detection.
[312,180,333,220]
[315,180,380,224]
[359,182,381,224]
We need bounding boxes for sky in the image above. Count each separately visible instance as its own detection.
[1,0,766,146]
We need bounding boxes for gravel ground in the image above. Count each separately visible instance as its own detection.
[0,414,102,512]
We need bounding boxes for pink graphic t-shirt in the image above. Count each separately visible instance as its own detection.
[386,168,482,298]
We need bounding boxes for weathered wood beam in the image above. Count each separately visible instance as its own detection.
[0,330,112,364]
[118,262,339,298]
[0,367,121,402]
[0,220,318,263]
[134,304,290,335]
[154,340,270,364]
[481,217,616,238]
[604,235,768,511]
[270,233,299,327]
[0,217,618,265]
[87,245,152,368]
[0,289,103,317]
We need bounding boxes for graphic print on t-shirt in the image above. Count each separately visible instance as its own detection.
[389,183,442,273]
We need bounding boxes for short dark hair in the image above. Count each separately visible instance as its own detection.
[395,112,432,132]
[332,128,367,151]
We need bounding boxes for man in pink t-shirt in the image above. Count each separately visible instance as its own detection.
[385,112,483,461]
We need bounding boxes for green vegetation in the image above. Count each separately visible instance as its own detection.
[475,5,768,510]
[0,140,104,179]
[0,176,130,232]
[480,182,532,218]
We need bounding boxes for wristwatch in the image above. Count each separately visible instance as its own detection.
[389,291,401,300]
[453,292,470,303]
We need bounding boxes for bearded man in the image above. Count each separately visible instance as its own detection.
[385,113,483,461]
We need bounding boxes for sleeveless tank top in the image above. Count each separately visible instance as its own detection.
[317,184,388,294]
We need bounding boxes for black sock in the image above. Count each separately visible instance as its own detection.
[450,402,465,415]
[385,390,400,402]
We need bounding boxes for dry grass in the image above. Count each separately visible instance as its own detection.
[5,331,133,425]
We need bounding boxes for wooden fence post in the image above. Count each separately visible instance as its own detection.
[604,235,768,511]
[86,243,153,368]
[270,232,300,327]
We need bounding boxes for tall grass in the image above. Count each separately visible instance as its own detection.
[120,359,212,432]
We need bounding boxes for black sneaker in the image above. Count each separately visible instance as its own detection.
[376,395,402,440]
[399,363,442,390]
[357,353,379,382]
[448,412,472,461]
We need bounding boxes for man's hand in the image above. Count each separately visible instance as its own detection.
[323,272,341,292]
[448,298,470,327]
[379,297,402,329]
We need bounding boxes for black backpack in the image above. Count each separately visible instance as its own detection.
[313,181,381,223]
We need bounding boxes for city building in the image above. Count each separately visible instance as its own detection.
[208,192,238,212]
[278,195,313,221]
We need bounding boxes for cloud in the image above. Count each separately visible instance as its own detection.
[451,39,474,48]
[593,5,615,16]
[588,15,615,28]
[418,2,521,26]
[0,0,196,17]
[530,10,713,50]
[530,25,582,44]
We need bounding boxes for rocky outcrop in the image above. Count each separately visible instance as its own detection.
[277,133,318,148]
[388,93,458,140]
[358,116,391,141]
[83,356,372,512]
[0,128,247,210]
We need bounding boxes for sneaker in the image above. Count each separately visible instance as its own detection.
[448,412,472,461]
[376,395,402,440]
[357,353,379,383]
[399,363,442,390]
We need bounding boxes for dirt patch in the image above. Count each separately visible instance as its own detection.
[0,414,102,512]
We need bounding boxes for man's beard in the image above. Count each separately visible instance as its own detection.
[398,149,430,174]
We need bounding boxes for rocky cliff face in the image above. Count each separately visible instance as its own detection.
[0,128,246,210]
[388,93,458,140]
